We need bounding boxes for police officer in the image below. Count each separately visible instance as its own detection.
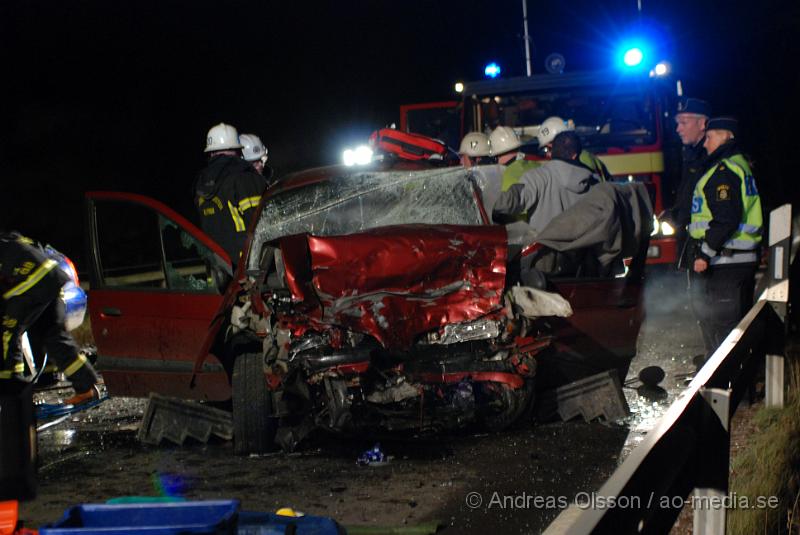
[194,123,268,263]
[458,132,491,168]
[0,232,100,404]
[669,98,711,248]
[688,117,762,355]
[537,116,611,181]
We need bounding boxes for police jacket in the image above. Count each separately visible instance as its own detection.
[193,155,267,262]
[688,141,762,264]
[0,233,68,300]
[671,138,708,228]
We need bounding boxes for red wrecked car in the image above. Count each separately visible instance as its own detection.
[85,160,651,453]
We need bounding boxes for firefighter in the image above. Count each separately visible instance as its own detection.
[668,98,711,253]
[537,116,611,181]
[458,132,491,168]
[0,233,100,404]
[492,131,599,232]
[194,123,268,263]
[490,126,541,192]
[688,117,762,355]
[240,133,269,176]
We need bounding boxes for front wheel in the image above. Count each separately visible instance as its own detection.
[232,353,277,454]
[476,380,535,432]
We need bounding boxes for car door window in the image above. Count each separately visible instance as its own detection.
[160,216,216,293]
[95,201,165,288]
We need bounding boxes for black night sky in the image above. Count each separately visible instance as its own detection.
[4,0,799,267]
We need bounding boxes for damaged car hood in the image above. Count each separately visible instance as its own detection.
[277,224,507,349]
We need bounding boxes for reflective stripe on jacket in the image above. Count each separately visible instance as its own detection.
[689,153,762,256]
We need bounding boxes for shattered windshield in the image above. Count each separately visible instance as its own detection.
[248,167,483,270]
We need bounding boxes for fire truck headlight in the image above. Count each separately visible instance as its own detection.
[660,220,676,236]
[454,82,464,93]
[343,145,373,166]
[651,215,659,236]
[654,62,669,76]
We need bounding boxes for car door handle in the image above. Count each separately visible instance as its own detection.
[101,307,122,317]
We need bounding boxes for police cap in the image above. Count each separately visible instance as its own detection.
[706,116,738,137]
[676,98,711,117]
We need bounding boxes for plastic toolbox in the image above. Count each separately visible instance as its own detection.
[39,500,240,535]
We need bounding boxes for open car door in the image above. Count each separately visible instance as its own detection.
[85,191,232,400]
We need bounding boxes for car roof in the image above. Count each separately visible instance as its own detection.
[266,160,454,198]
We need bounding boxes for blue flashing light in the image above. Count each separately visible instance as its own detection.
[484,62,501,79]
[623,47,644,67]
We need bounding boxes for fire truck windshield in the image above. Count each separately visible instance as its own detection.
[469,85,658,153]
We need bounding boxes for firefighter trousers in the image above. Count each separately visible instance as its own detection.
[1,271,98,394]
[689,262,756,357]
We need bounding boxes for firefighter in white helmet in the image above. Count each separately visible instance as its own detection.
[193,123,267,263]
[239,133,269,176]
[538,116,610,181]
[489,126,542,221]
[458,132,491,168]
[492,131,599,231]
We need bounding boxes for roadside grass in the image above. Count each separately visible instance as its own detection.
[728,358,800,534]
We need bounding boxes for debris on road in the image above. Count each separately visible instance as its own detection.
[541,370,629,422]
[137,393,232,446]
[357,444,388,466]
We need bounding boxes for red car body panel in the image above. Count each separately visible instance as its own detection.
[277,224,507,350]
[87,162,648,401]
[85,191,232,401]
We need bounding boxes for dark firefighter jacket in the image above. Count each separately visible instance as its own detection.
[193,155,267,262]
[0,233,68,300]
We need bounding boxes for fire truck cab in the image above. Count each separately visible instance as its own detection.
[400,70,682,265]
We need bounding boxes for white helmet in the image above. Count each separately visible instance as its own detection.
[240,133,268,162]
[488,126,521,155]
[537,116,573,146]
[458,132,491,157]
[205,123,242,153]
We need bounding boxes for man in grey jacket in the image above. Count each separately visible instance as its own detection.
[492,131,599,232]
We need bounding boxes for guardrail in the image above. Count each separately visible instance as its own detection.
[544,203,794,535]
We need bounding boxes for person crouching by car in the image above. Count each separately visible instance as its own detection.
[0,232,101,405]
[687,117,762,357]
[194,123,268,263]
[492,131,599,233]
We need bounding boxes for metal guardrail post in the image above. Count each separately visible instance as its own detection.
[543,204,793,535]
[693,387,731,535]
[765,204,792,408]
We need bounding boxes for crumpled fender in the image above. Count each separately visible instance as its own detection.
[279,224,508,350]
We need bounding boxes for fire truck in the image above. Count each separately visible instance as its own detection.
[399,69,682,265]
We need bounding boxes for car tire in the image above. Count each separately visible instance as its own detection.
[477,380,534,432]
[232,352,277,455]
